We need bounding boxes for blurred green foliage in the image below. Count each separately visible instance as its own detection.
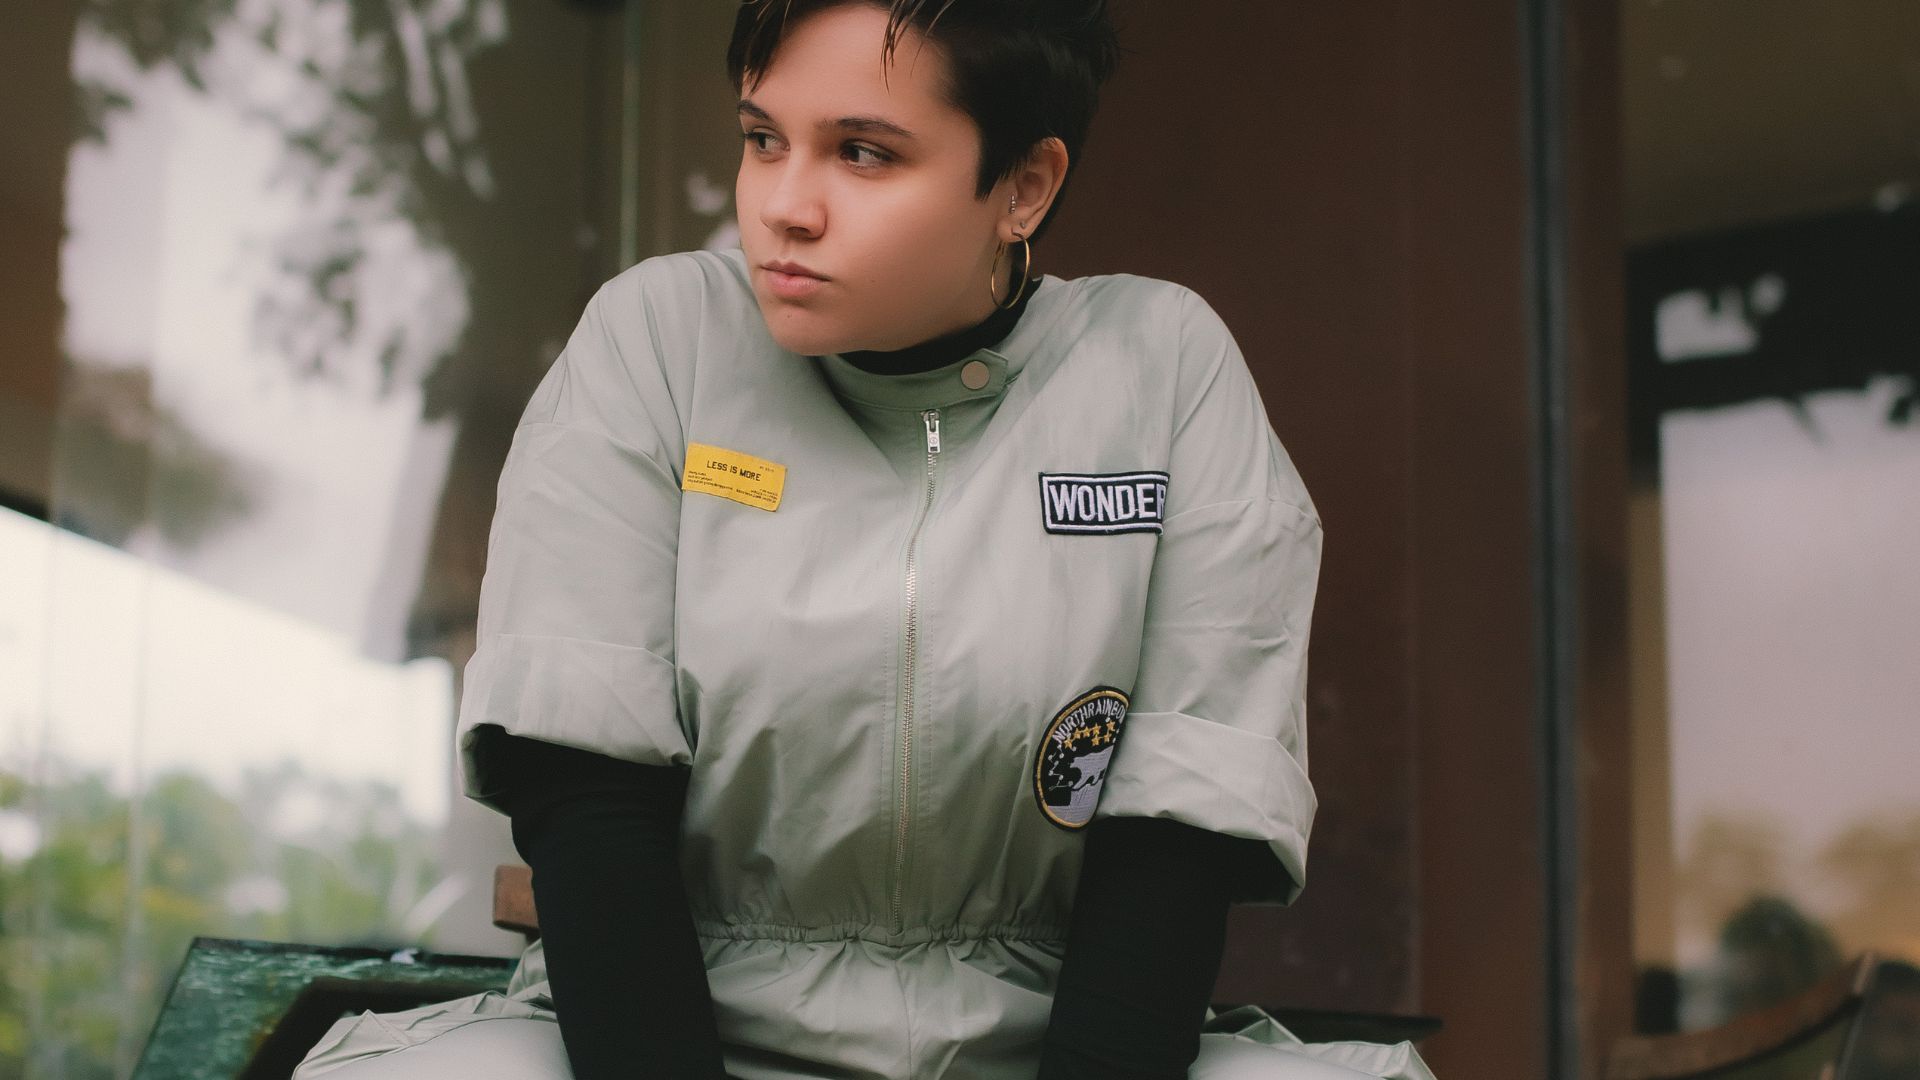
[0,757,443,1079]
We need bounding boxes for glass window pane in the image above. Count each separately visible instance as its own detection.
[1625,0,1920,1034]
[2,0,643,1072]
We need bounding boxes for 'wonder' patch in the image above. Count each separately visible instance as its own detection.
[1038,471,1169,535]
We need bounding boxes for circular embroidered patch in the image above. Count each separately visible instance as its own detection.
[1032,687,1131,830]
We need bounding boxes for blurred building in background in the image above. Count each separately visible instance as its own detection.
[0,1,1913,1077]
[1621,0,1920,1037]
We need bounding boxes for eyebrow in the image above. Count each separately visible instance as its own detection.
[737,99,920,142]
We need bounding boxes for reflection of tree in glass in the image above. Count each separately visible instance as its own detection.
[66,0,617,668]
[0,756,444,1079]
[1713,895,1842,1020]
[51,363,257,549]
[77,0,510,399]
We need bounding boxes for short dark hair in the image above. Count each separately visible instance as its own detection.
[727,0,1122,245]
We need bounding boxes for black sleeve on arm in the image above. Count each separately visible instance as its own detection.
[469,724,727,1080]
[1036,816,1294,1080]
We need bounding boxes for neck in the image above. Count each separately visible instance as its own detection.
[841,275,1042,375]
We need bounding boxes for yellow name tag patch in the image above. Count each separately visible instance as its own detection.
[683,442,786,512]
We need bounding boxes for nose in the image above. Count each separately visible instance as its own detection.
[758,157,826,238]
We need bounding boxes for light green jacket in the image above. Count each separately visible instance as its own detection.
[297,248,1437,1080]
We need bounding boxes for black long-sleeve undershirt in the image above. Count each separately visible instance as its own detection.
[471,725,727,1079]
[471,727,1288,1080]
[1035,816,1285,1080]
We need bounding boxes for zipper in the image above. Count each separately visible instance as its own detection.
[892,408,941,931]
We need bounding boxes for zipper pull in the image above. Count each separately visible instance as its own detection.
[923,410,941,454]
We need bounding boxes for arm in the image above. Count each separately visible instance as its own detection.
[1039,284,1323,1077]
[1037,817,1290,1080]
[472,726,727,1080]
[454,266,716,1073]
[1097,284,1323,904]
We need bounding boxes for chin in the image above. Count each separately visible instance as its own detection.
[756,299,854,357]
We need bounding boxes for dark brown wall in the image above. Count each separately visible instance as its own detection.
[1567,0,1636,1073]
[1050,0,1427,1017]
[1046,3,1631,1075]
[0,0,77,511]
[1397,0,1552,1070]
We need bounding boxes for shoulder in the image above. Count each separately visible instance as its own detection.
[1055,270,1192,330]
[1052,271,1236,360]
[524,249,759,452]
[559,246,765,401]
[1052,271,1247,408]
[591,247,760,352]
[601,245,755,301]
[1066,273,1317,518]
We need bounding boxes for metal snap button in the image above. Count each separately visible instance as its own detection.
[960,359,991,391]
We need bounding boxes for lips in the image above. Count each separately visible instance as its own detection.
[761,259,828,301]
[764,260,826,280]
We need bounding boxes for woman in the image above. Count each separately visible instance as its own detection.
[293,2,1435,1078]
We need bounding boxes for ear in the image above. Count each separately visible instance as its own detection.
[1000,137,1070,243]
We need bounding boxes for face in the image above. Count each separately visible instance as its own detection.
[735,3,1019,356]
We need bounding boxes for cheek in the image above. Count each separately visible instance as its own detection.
[851,192,985,281]
[733,170,761,232]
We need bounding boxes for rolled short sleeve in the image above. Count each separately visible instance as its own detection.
[1097,286,1323,904]
[456,277,691,811]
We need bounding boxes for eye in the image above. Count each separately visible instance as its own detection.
[843,142,892,168]
[741,130,778,154]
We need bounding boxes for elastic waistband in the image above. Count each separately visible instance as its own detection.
[693,918,1068,947]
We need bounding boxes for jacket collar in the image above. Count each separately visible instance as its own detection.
[815,273,1069,411]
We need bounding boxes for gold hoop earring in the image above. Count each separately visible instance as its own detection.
[989,235,1033,311]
